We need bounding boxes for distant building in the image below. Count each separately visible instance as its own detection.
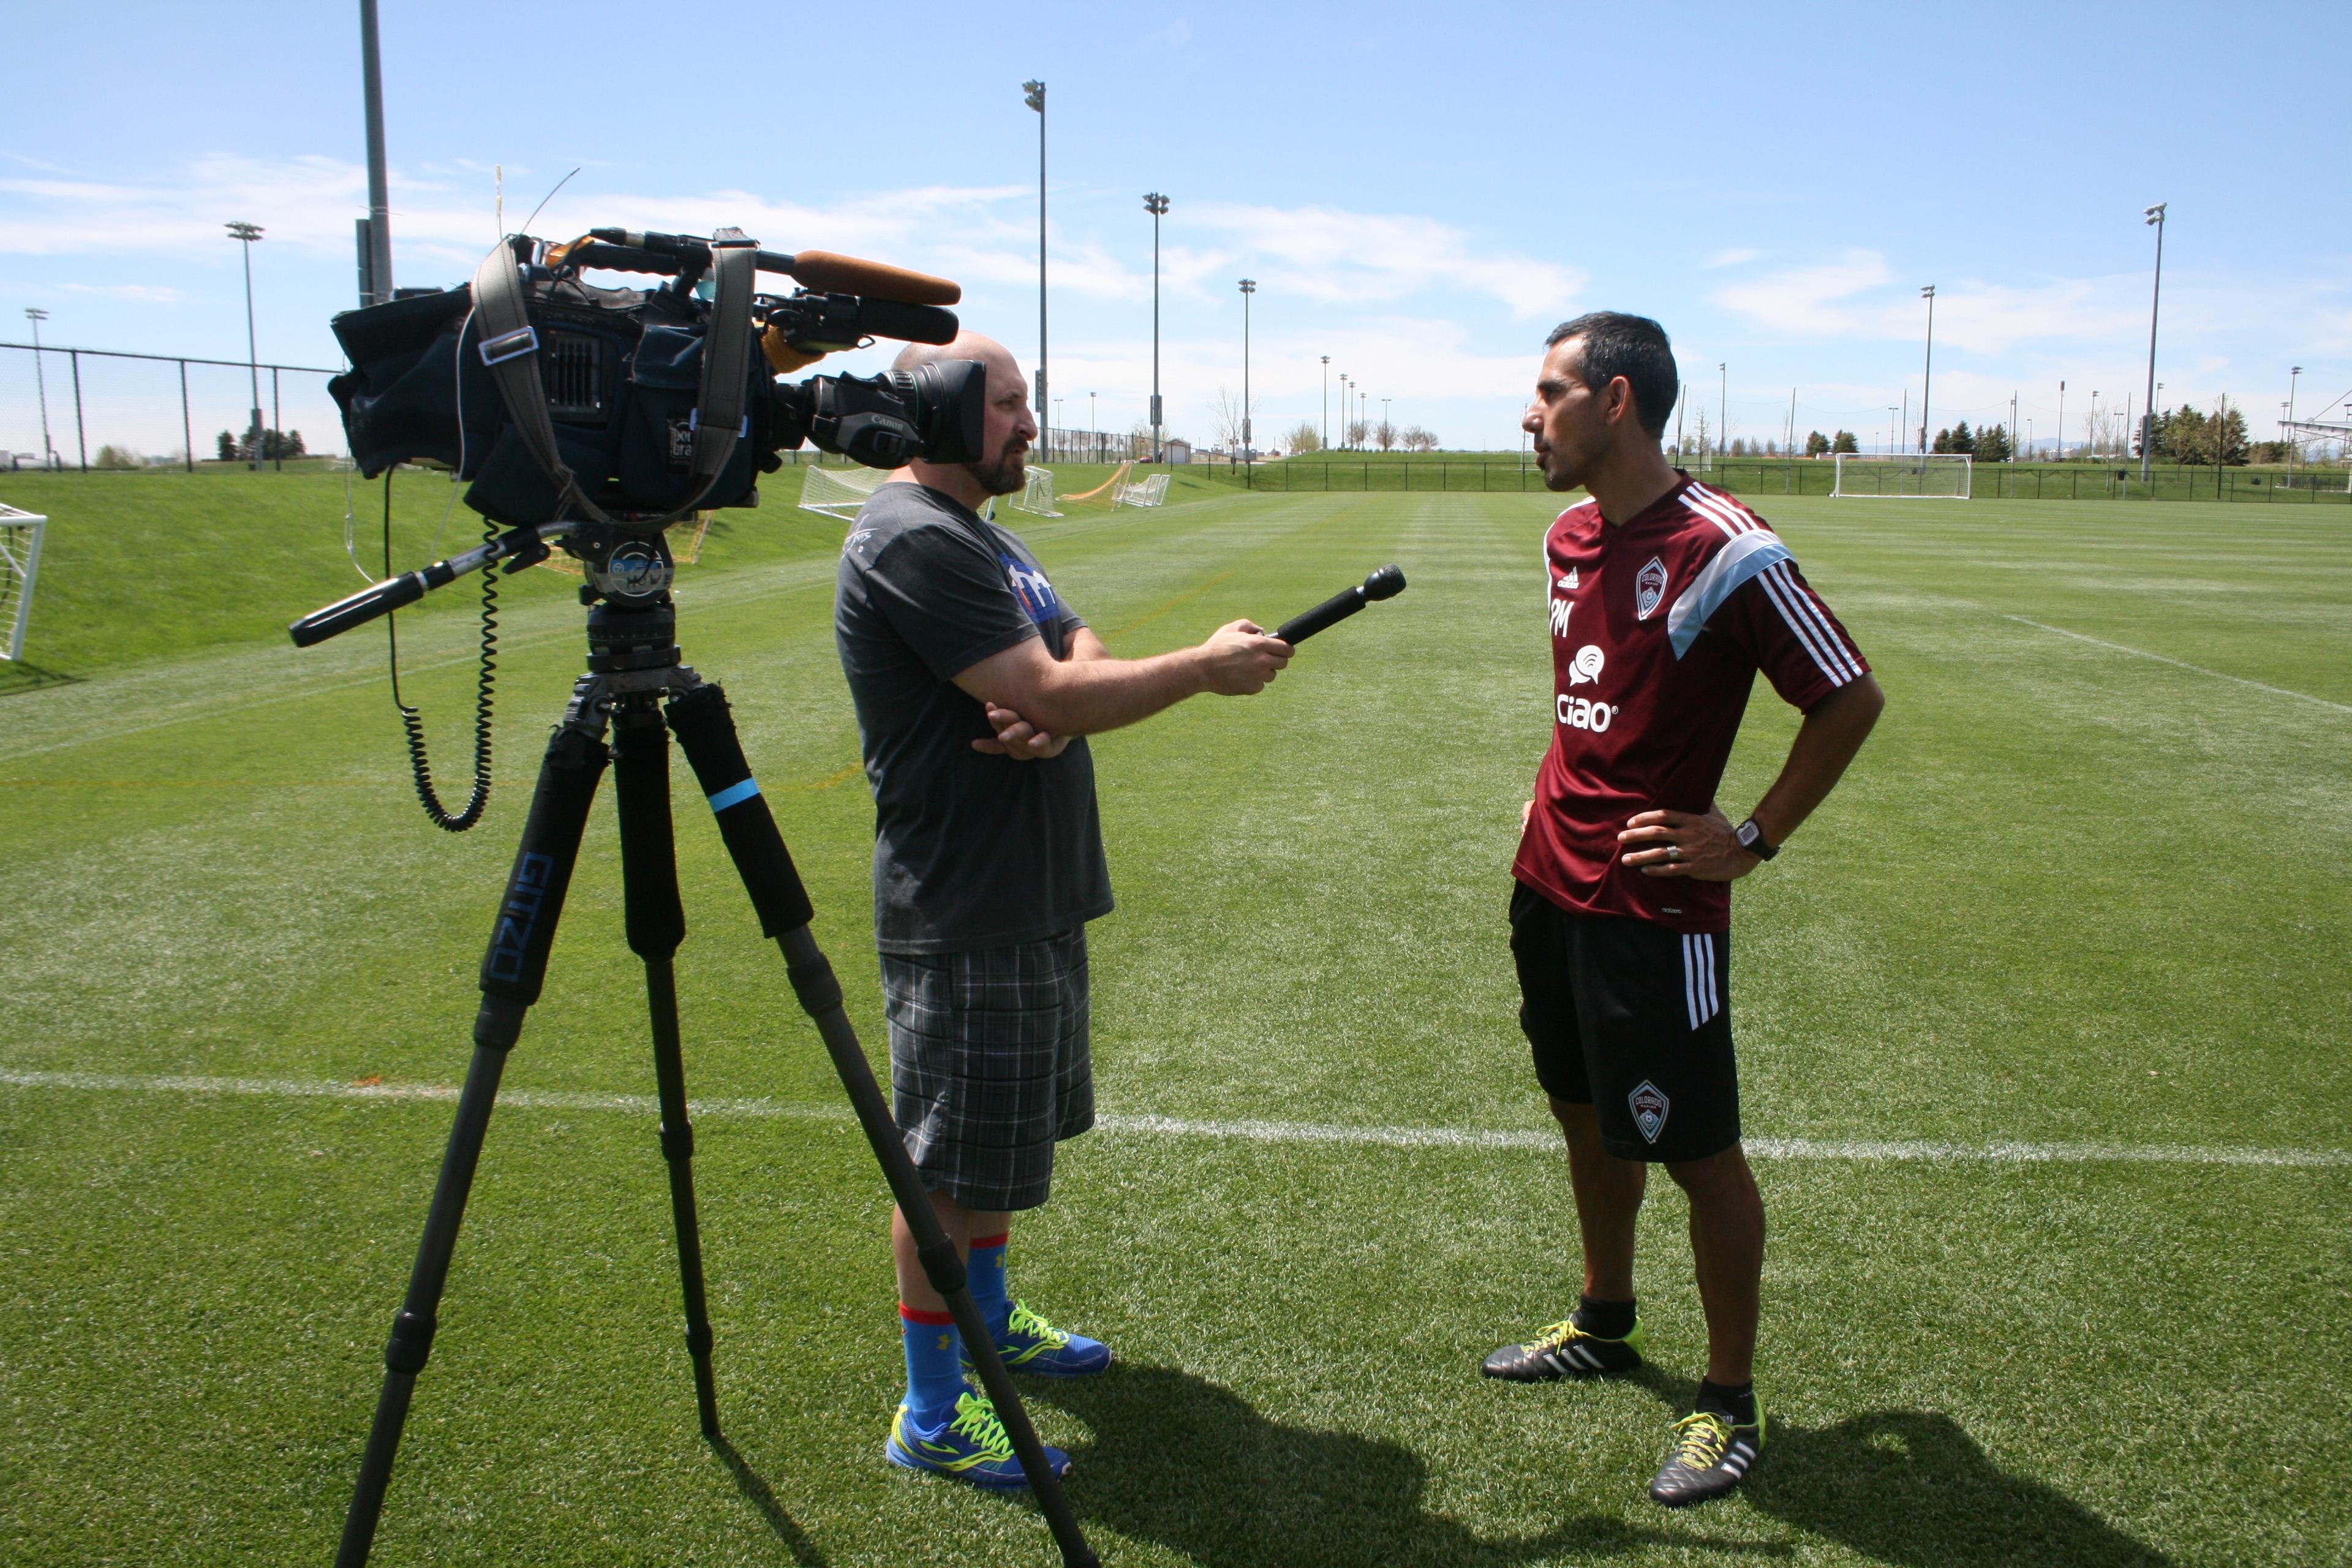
[1161,439,1192,466]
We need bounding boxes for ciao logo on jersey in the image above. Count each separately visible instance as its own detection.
[1556,693,1616,732]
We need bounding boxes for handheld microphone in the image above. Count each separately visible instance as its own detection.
[1273,565,1406,645]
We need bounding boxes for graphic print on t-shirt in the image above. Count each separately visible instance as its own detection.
[1001,553,1063,626]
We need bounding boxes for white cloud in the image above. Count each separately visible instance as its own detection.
[1182,202,1583,318]
[1702,247,1760,269]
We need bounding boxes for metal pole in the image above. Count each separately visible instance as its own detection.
[229,222,265,469]
[1025,82,1047,434]
[1238,279,1254,462]
[273,366,284,471]
[360,0,394,304]
[1321,355,1329,453]
[1717,364,1726,469]
[2139,203,2165,483]
[24,308,53,468]
[180,359,194,472]
[2057,381,2065,462]
[70,350,86,472]
[2286,365,2300,480]
[1918,285,1936,454]
[1145,192,1167,462]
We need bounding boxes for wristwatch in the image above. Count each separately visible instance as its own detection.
[1735,818,1779,861]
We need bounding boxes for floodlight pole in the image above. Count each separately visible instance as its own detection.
[1717,363,1726,468]
[359,0,394,306]
[1381,396,1391,450]
[2139,203,2165,482]
[1917,285,1936,454]
[1144,192,1168,461]
[2286,364,2301,478]
[1321,355,1329,452]
[1885,405,1896,458]
[1025,81,1047,450]
[228,222,266,470]
[2056,382,2065,462]
[1238,279,1255,462]
[24,308,53,469]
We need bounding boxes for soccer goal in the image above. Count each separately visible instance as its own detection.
[0,503,48,661]
[1112,472,1170,508]
[1832,453,1972,499]
[1012,466,1063,517]
[799,462,888,519]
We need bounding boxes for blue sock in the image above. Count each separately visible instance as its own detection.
[969,1232,1011,1335]
[900,1306,963,1425]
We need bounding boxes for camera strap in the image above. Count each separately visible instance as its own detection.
[469,233,757,527]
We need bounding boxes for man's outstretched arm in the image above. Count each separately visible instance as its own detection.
[1619,675,1886,880]
[959,619,1289,753]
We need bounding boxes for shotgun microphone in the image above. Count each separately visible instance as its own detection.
[1274,565,1406,644]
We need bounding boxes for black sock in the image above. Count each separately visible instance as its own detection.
[1572,1293,1636,1340]
[1695,1378,1756,1427]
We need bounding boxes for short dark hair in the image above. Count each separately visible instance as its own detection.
[1544,312,1678,438]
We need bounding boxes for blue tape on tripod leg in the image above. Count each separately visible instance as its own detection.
[706,778,761,813]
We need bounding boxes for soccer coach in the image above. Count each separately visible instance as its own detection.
[835,331,1290,1489]
[1481,313,1883,1506]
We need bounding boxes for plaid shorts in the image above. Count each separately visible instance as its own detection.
[881,927,1095,1212]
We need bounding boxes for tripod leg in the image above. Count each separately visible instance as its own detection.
[666,682,1099,1568]
[337,712,609,1568]
[610,695,722,1438]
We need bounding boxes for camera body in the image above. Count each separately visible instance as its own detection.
[327,230,984,532]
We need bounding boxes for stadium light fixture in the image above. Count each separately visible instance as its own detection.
[23,307,54,469]
[2139,203,2165,483]
[1918,286,1936,456]
[1024,81,1047,428]
[1144,192,1169,461]
[227,221,266,470]
[1238,279,1256,461]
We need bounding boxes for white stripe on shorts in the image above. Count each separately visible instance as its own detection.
[1683,932,1721,1031]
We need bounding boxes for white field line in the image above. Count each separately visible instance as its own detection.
[4,1070,2346,1170]
[2004,616,2352,714]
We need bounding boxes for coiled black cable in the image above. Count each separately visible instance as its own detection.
[382,473,497,831]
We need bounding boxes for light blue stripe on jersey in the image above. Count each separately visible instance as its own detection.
[707,778,761,812]
[1665,530,1793,658]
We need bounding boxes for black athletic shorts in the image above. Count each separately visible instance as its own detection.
[1509,880,1740,1164]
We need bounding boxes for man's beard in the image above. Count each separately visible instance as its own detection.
[967,441,1029,497]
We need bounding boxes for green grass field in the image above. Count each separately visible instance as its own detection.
[2,469,2348,1567]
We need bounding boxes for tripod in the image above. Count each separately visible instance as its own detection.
[334,552,1097,1567]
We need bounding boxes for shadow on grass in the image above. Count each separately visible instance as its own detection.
[1743,1410,2171,1567]
[1037,1363,1789,1567]
[0,662,81,695]
[708,1435,829,1567]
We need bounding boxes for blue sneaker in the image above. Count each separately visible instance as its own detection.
[885,1390,1071,1490]
[967,1301,1112,1378]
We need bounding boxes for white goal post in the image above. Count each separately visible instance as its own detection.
[0,503,47,661]
[1112,472,1170,508]
[1012,466,1062,517]
[1832,453,1972,499]
[797,463,888,518]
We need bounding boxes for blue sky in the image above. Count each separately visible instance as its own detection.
[4,0,2346,460]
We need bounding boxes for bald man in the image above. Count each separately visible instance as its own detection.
[833,333,1290,1488]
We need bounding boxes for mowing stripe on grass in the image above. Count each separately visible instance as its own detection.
[6,1069,2347,1169]
[2005,615,2352,713]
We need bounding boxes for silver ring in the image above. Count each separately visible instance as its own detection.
[1666,845,1683,862]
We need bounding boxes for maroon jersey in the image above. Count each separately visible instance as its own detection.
[1512,476,1869,934]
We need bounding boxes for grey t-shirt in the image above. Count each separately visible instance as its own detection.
[834,480,1114,954]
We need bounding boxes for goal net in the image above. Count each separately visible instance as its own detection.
[1012,466,1063,517]
[0,503,48,661]
[799,463,888,518]
[1112,472,1170,508]
[1832,453,1972,499]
